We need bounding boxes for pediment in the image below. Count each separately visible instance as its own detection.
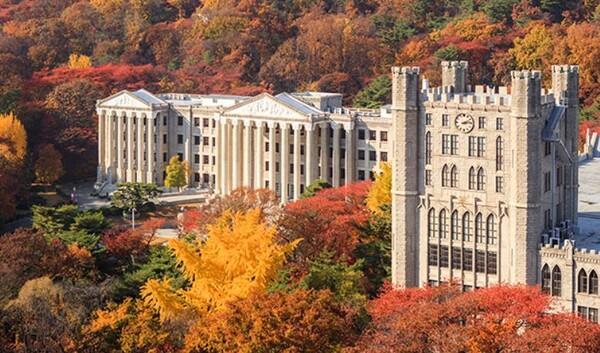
[224,94,309,120]
[97,91,151,109]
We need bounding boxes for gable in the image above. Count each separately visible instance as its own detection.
[97,91,151,109]
[224,94,310,120]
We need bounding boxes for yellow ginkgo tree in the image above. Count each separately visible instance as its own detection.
[142,209,300,322]
[366,162,392,215]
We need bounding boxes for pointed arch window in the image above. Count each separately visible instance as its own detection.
[439,209,448,239]
[590,270,599,295]
[579,269,588,293]
[486,214,497,245]
[462,212,472,242]
[425,132,432,165]
[451,211,460,240]
[469,167,476,190]
[477,168,486,190]
[442,165,450,187]
[475,213,484,243]
[541,264,551,294]
[496,137,504,171]
[552,266,561,297]
[450,165,458,188]
[428,208,437,238]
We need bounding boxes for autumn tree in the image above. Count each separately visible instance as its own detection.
[45,79,103,129]
[142,209,299,350]
[0,112,26,162]
[164,155,189,191]
[34,144,64,184]
[366,162,391,215]
[301,178,332,199]
[68,53,92,68]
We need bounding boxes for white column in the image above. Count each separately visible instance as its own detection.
[137,115,145,183]
[116,114,124,182]
[156,114,163,184]
[127,113,135,182]
[220,119,229,194]
[243,120,253,187]
[345,123,354,184]
[106,113,114,183]
[268,122,277,192]
[293,123,301,200]
[280,123,289,203]
[147,116,155,183]
[232,119,241,190]
[332,123,341,187]
[305,124,315,187]
[255,121,264,189]
[97,112,105,182]
[320,123,329,183]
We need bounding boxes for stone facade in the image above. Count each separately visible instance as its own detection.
[96,90,391,202]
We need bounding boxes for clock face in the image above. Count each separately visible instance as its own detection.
[455,114,474,133]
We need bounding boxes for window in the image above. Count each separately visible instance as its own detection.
[450,166,458,187]
[541,265,551,294]
[425,169,432,186]
[203,155,209,164]
[496,137,504,171]
[463,212,472,242]
[477,168,485,190]
[275,162,280,172]
[440,245,449,268]
[442,134,450,154]
[579,269,588,293]
[475,250,486,273]
[452,247,462,269]
[552,266,561,297]
[177,134,183,144]
[194,117,200,127]
[194,172,200,182]
[439,209,448,239]
[203,136,209,146]
[486,215,496,245]
[463,249,473,271]
[451,135,458,155]
[428,244,439,266]
[358,129,365,140]
[469,167,476,189]
[177,152,183,161]
[545,141,551,156]
[369,130,376,140]
[442,114,449,126]
[428,208,437,238]
[442,165,450,187]
[194,154,200,164]
[369,150,377,161]
[212,119,216,128]
[487,252,497,275]
[163,134,167,144]
[557,167,563,186]
[496,176,504,193]
[163,116,167,126]
[579,306,589,319]
[475,213,484,243]
[590,270,598,294]
[203,118,209,127]
[496,117,504,130]
[425,113,432,125]
[381,152,388,162]
[425,132,432,165]
[477,137,486,157]
[380,131,388,141]
[358,170,365,180]
[451,211,460,240]
[275,143,280,153]
[358,150,365,160]
[177,116,183,126]
[590,308,599,323]
[265,161,269,171]
[544,172,551,192]
[469,136,476,156]
[194,136,200,145]
[163,152,167,162]
[478,116,486,129]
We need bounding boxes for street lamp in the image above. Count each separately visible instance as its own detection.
[131,207,137,229]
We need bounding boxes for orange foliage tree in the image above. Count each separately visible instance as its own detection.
[34,144,63,184]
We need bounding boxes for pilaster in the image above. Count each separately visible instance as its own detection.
[332,123,341,187]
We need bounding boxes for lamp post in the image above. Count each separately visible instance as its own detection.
[131,207,137,229]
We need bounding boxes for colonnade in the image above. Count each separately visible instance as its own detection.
[98,111,162,184]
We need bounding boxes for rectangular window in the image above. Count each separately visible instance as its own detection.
[163,116,167,126]
[487,252,497,275]
[450,135,458,155]
[557,167,562,186]
[194,172,200,182]
[300,145,305,156]
[425,113,432,125]
[469,136,476,157]
[544,172,551,192]
[380,131,388,141]
[194,117,200,127]
[590,308,599,323]
[203,118,209,127]
[301,164,305,176]
[212,119,216,128]
[177,135,183,144]
[428,244,438,266]
[369,130,376,140]
[578,306,589,319]
[265,142,269,152]
[358,170,365,180]
[275,162,280,172]
[442,134,450,154]
[475,250,486,273]
[341,148,346,159]
[203,136,209,146]
[163,134,167,144]
[212,137,216,147]
[496,176,504,193]
[477,137,486,157]
[358,129,365,140]
[203,155,209,164]
[442,114,449,127]
[194,136,200,145]
[380,152,388,162]
[212,156,215,165]
[496,117,504,130]
[545,141,551,156]
[194,154,200,164]
[451,247,462,269]
[177,116,183,126]
[369,150,377,161]
[163,152,167,162]
[425,169,432,186]
[440,246,449,268]
[358,150,365,160]
[478,116,486,129]
[178,152,183,161]
[265,161,269,171]
[275,143,280,153]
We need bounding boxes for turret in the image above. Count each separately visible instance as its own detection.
[441,61,468,94]
[510,70,542,118]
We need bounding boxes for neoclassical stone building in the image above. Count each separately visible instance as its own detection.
[96,89,391,202]
[391,61,600,319]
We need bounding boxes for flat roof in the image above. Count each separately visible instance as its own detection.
[575,157,600,250]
